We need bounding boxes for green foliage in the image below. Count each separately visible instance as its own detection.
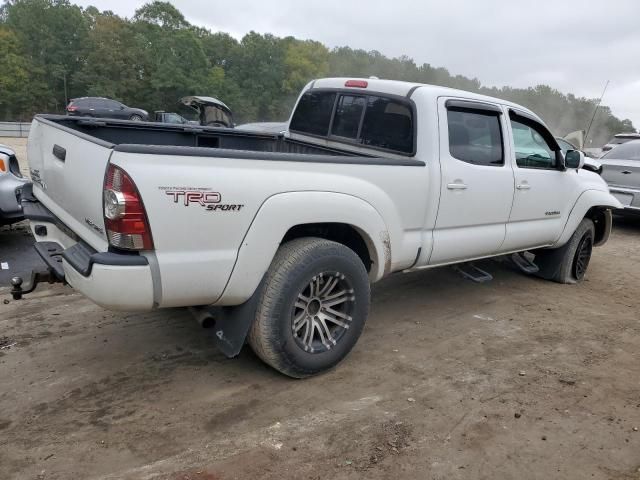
[0,0,635,144]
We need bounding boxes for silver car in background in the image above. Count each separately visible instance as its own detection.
[0,144,29,226]
[600,139,640,216]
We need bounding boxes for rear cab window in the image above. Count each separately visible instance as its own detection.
[290,89,415,155]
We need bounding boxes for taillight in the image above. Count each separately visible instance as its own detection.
[103,164,153,250]
[67,105,77,112]
[345,80,368,88]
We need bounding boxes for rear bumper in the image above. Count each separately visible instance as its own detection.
[23,188,155,310]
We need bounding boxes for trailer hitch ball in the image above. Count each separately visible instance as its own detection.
[10,276,24,300]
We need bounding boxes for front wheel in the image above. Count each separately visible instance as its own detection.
[129,114,143,121]
[534,218,595,284]
[248,238,370,378]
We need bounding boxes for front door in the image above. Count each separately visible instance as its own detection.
[430,98,515,265]
[502,111,581,251]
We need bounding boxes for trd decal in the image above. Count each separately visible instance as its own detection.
[545,211,561,216]
[160,187,244,212]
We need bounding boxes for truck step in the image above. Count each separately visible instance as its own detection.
[452,263,493,283]
[510,252,540,274]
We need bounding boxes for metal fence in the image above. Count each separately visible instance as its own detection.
[0,122,31,138]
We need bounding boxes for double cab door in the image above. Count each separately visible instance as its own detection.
[430,98,578,265]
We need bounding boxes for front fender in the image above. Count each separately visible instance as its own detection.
[214,191,389,306]
[552,189,622,248]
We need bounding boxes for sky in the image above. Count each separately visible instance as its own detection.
[75,0,640,129]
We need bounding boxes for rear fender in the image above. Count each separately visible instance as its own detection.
[552,189,622,247]
[215,191,389,306]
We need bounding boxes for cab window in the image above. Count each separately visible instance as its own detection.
[289,91,336,137]
[331,95,365,139]
[511,119,557,169]
[447,109,504,166]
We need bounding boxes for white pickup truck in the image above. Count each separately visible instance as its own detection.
[17,78,620,377]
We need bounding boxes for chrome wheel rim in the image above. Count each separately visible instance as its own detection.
[291,272,355,353]
[573,234,593,280]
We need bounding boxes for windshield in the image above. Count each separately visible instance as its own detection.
[601,141,640,160]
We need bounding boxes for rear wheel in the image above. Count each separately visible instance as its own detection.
[129,114,143,121]
[248,238,370,378]
[534,218,595,284]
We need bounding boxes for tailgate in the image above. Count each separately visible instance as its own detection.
[27,117,112,251]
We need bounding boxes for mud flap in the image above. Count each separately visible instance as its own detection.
[532,243,570,280]
[194,277,266,358]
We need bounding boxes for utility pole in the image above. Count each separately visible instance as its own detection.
[584,80,609,146]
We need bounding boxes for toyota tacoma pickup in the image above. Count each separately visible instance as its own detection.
[17,78,621,377]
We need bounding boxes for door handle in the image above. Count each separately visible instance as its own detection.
[621,170,632,175]
[447,183,468,190]
[516,184,531,190]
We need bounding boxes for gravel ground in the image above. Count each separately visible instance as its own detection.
[0,137,639,480]
[1,218,639,480]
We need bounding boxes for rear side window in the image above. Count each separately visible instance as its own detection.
[290,91,336,137]
[104,99,121,109]
[447,109,503,166]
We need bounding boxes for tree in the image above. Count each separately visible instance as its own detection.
[0,25,49,119]
[73,13,145,103]
[0,0,635,139]
[2,0,89,110]
[133,1,188,29]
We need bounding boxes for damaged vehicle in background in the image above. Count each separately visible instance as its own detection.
[599,139,640,216]
[180,96,234,128]
[556,137,602,174]
[153,111,199,125]
[0,144,29,226]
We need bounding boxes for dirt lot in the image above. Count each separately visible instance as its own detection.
[1,136,639,479]
[0,217,638,480]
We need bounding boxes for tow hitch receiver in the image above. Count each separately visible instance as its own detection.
[10,241,67,300]
[10,269,64,300]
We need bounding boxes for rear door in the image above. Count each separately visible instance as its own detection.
[430,98,515,265]
[502,110,582,251]
[27,118,112,251]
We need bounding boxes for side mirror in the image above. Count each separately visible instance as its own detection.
[119,105,125,110]
[565,150,585,170]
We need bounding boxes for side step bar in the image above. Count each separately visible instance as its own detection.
[452,263,493,283]
[510,252,540,274]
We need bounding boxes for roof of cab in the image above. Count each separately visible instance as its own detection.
[308,77,540,120]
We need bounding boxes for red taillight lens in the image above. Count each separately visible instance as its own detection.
[345,80,368,88]
[103,164,154,250]
[67,105,77,112]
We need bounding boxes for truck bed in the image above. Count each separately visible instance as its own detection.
[37,114,365,158]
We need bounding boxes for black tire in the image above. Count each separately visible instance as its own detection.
[534,218,595,284]
[247,238,370,378]
[129,114,143,121]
